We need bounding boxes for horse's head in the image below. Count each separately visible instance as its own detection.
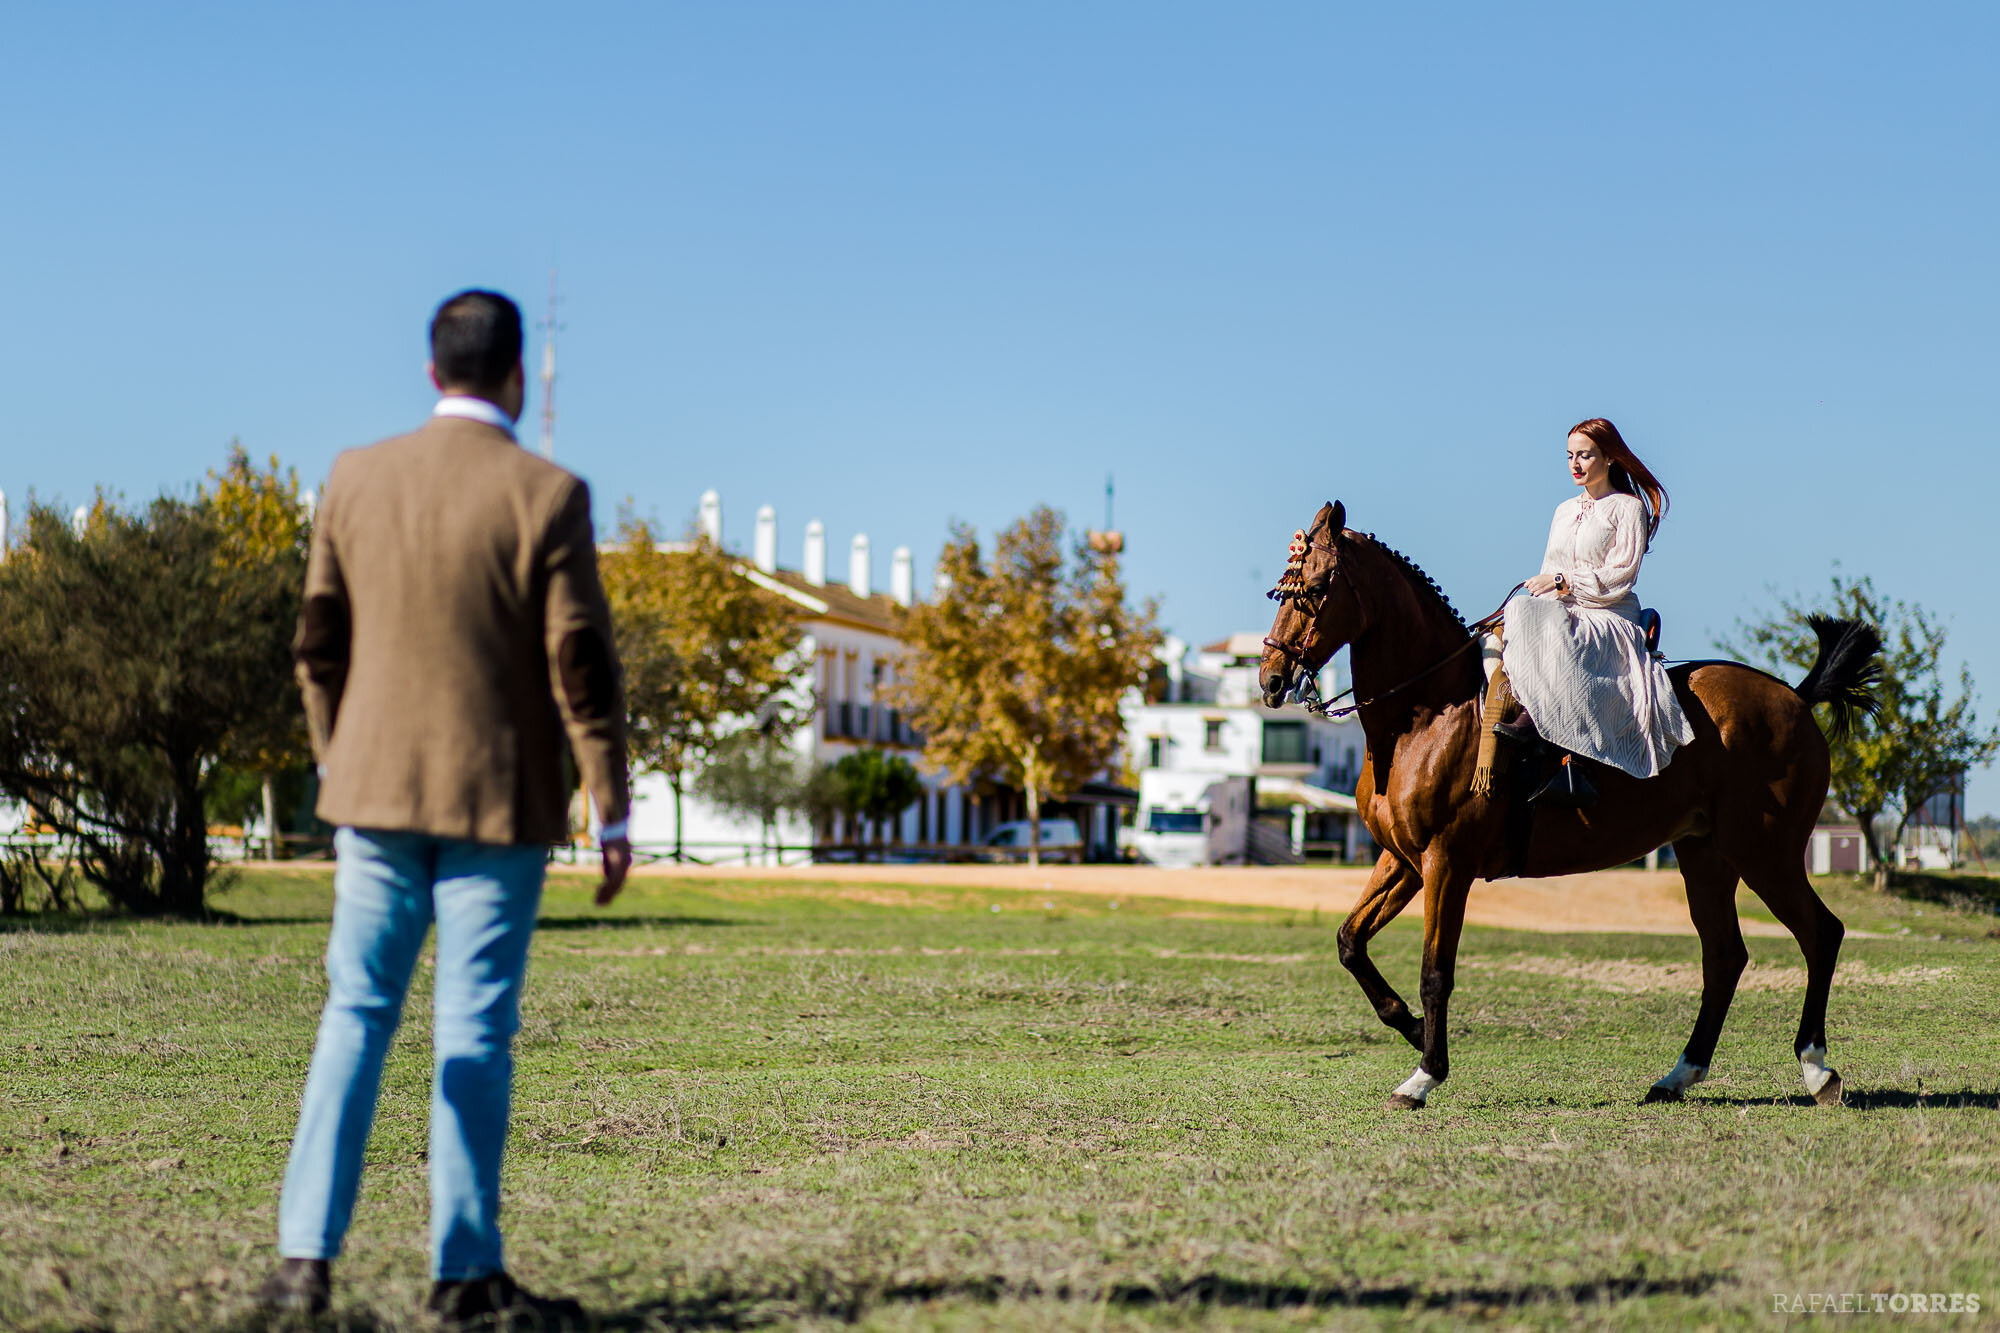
[1258,500,1362,709]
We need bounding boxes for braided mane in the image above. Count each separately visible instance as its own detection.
[1357,533,1469,636]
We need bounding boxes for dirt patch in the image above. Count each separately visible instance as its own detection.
[619,862,1802,937]
[1483,955,1954,994]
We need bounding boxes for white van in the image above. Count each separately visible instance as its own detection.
[982,818,1082,861]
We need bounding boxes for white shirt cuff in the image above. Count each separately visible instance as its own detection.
[597,820,629,843]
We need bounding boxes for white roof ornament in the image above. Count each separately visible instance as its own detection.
[754,504,778,573]
[803,520,827,586]
[850,533,872,599]
[699,489,722,547]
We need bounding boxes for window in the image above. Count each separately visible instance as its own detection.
[1146,810,1205,835]
[1262,721,1308,765]
[1146,736,1164,768]
[1204,719,1224,751]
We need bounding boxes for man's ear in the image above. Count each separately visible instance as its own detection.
[428,361,445,393]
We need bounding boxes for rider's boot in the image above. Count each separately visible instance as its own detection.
[1492,707,1539,744]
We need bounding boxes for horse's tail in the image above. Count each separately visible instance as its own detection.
[1793,615,1884,740]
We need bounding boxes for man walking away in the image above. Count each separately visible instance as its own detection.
[259,290,632,1326]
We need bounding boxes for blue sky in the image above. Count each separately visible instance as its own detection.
[5,3,1997,812]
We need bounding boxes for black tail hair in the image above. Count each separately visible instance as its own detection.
[1793,615,1884,740]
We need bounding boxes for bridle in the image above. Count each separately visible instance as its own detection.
[1264,526,1516,719]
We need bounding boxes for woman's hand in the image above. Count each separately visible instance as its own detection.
[1523,573,1564,597]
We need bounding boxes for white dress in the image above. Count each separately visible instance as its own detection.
[1502,491,1694,779]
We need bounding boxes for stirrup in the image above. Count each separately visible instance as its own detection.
[1530,754,1597,808]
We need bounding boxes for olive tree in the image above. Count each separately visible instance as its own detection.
[1725,573,1999,889]
[0,464,305,914]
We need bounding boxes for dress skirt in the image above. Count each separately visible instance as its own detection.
[1502,591,1695,779]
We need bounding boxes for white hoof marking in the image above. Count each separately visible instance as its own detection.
[1652,1054,1708,1096]
[1393,1067,1440,1104]
[1800,1043,1834,1096]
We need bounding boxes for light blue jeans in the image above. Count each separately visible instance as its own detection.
[278,827,546,1279]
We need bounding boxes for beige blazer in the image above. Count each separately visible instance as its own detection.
[295,414,630,845]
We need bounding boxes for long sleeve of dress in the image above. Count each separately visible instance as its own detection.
[1566,496,1646,606]
[1537,508,1568,580]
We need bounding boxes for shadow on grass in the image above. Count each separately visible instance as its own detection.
[535,915,742,932]
[1693,1087,2000,1111]
[1882,870,2000,917]
[573,1270,1725,1330]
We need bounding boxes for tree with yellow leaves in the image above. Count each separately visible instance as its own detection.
[598,515,806,861]
[205,443,313,857]
[890,506,1160,865]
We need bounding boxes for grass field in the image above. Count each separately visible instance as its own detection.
[2,869,1996,1330]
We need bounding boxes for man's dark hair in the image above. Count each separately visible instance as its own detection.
[429,290,523,394]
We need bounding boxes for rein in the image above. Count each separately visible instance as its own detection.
[1265,574,1524,720]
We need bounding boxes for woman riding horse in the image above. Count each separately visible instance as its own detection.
[1473,418,1693,802]
[1258,482,1881,1110]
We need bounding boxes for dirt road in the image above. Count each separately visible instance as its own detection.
[622,860,1794,938]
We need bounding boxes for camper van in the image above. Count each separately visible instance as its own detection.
[1129,772,1254,867]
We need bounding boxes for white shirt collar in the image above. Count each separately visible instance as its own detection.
[433,395,517,436]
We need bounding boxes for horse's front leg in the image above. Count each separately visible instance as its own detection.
[1386,849,1474,1110]
[1336,851,1425,1050]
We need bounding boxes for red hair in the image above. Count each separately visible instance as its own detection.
[1570,418,1668,548]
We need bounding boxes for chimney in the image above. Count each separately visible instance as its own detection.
[699,489,722,546]
[72,505,89,536]
[891,546,914,607]
[803,520,826,586]
[753,504,778,572]
[850,533,872,598]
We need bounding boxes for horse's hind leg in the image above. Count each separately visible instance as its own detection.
[1733,849,1847,1106]
[1336,852,1425,1051]
[1646,836,1745,1103]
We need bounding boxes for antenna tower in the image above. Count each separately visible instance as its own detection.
[537,269,563,459]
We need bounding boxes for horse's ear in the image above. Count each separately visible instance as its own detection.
[1328,500,1345,538]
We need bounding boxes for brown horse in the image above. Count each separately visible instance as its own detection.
[1259,501,1882,1109]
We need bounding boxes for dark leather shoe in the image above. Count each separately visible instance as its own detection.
[1492,710,1539,745]
[427,1272,584,1329]
[256,1258,331,1318]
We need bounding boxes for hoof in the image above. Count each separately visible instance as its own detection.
[1813,1071,1844,1106]
[1643,1084,1683,1105]
[1384,1093,1426,1110]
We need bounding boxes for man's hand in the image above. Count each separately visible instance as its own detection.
[1523,573,1563,597]
[596,837,632,906]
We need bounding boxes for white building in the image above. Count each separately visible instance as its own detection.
[627,494,1133,863]
[1122,633,1373,866]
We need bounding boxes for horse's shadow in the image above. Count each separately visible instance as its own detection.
[1691,1087,1999,1111]
[576,1270,1726,1331]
